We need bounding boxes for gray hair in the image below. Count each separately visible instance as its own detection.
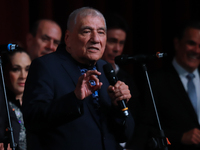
[67,7,106,31]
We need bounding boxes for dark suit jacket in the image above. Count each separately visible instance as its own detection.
[22,44,134,150]
[142,63,200,150]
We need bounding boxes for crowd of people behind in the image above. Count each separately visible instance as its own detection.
[0,19,62,150]
[0,6,200,150]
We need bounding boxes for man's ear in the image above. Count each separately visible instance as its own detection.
[173,37,179,52]
[65,30,71,47]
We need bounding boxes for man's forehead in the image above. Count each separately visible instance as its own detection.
[77,15,106,28]
[37,23,61,40]
[183,28,200,37]
[38,21,59,32]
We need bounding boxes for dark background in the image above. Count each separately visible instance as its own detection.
[1,0,200,76]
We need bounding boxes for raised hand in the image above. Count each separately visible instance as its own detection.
[74,70,103,100]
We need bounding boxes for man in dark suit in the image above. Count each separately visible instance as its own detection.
[142,20,200,150]
[22,7,134,150]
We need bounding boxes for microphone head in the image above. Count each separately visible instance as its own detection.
[7,43,19,51]
[156,52,168,58]
[115,54,148,64]
[115,52,168,65]
[0,43,20,52]
[103,63,118,85]
[115,55,131,65]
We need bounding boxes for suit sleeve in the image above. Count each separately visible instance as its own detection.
[22,58,82,132]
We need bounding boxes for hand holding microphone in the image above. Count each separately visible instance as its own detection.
[103,63,130,117]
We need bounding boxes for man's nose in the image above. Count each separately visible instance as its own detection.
[47,40,56,51]
[113,43,121,52]
[90,32,100,43]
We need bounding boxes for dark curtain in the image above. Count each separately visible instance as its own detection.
[1,0,200,74]
[0,0,29,47]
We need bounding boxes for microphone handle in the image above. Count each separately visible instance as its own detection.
[118,100,129,117]
[103,63,129,117]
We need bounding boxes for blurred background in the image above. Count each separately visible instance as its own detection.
[1,0,200,77]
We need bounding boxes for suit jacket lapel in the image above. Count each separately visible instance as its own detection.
[85,96,102,128]
[97,61,111,107]
[85,60,112,128]
[56,46,81,86]
[97,61,113,119]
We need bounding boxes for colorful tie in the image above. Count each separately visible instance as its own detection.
[79,66,100,109]
[186,73,197,113]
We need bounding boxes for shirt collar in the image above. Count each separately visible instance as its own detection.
[172,57,198,78]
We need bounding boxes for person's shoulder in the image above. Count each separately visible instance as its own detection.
[97,59,108,66]
[32,44,67,64]
[30,51,61,71]
[32,52,56,64]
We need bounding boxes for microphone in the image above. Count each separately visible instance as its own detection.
[115,52,167,64]
[103,63,129,117]
[0,43,20,53]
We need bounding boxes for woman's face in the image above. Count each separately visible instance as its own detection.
[5,52,31,95]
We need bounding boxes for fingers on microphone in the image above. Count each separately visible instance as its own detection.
[115,94,130,102]
[114,82,130,95]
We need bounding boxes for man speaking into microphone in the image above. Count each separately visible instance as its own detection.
[22,7,134,150]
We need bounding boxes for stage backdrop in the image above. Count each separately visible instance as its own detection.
[1,0,200,75]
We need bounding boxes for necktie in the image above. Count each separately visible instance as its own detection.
[79,66,100,109]
[186,73,197,113]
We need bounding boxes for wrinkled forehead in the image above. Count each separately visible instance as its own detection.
[71,13,106,32]
[77,15,106,27]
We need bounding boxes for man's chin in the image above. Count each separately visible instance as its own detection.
[185,62,199,72]
[107,60,115,65]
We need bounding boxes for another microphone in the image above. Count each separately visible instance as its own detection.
[115,52,167,65]
[0,43,20,53]
[103,63,129,117]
